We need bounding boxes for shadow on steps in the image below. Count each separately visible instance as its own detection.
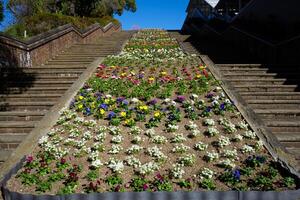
[0,44,36,111]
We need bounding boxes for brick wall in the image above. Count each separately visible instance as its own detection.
[0,23,121,68]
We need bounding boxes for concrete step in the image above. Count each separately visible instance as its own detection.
[46,61,92,65]
[0,150,13,162]
[274,132,300,142]
[1,71,83,77]
[0,101,55,111]
[1,87,69,94]
[247,100,300,109]
[0,111,46,121]
[0,133,27,144]
[255,109,300,120]
[0,121,36,134]
[223,72,300,78]
[226,78,299,85]
[240,92,300,100]
[285,147,300,160]
[215,64,263,68]
[5,80,75,87]
[266,121,300,133]
[0,94,61,102]
[234,85,299,92]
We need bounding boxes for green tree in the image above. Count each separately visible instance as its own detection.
[0,0,4,22]
[8,0,136,20]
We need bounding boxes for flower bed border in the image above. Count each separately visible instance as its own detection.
[0,156,299,200]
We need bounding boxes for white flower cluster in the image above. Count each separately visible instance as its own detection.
[222,149,238,159]
[95,131,106,142]
[171,133,186,143]
[108,144,123,154]
[130,126,143,135]
[83,131,92,140]
[186,121,198,130]
[125,156,141,168]
[190,129,201,138]
[111,135,123,144]
[126,145,143,155]
[206,127,219,136]
[243,130,257,140]
[106,158,124,173]
[151,135,168,144]
[178,154,195,166]
[218,136,231,147]
[91,159,103,169]
[194,142,208,151]
[236,121,249,130]
[204,119,215,126]
[233,134,243,142]
[170,163,185,179]
[132,135,142,144]
[199,168,214,179]
[167,124,179,132]
[108,126,121,135]
[219,118,237,134]
[205,151,219,162]
[241,144,255,154]
[139,162,160,175]
[147,146,167,161]
[145,128,156,138]
[218,159,236,169]
[172,144,191,153]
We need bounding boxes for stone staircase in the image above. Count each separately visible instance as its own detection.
[218,64,300,164]
[0,31,132,165]
[171,31,300,172]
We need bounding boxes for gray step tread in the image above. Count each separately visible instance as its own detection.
[0,121,37,128]
[274,132,300,142]
[265,120,300,127]
[0,111,46,116]
[255,109,300,114]
[215,64,262,67]
[0,133,27,143]
[240,92,300,96]
[0,150,13,161]
[5,86,69,90]
[247,100,300,104]
[0,94,61,98]
[0,101,55,106]
[235,85,298,88]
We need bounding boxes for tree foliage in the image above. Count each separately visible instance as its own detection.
[0,0,4,22]
[8,0,137,20]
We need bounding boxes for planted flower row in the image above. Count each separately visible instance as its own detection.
[7,30,297,195]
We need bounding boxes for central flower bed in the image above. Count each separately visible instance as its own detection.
[7,30,297,195]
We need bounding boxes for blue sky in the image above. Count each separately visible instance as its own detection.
[0,0,189,31]
[115,0,189,30]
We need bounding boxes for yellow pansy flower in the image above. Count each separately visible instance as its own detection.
[104,99,110,104]
[120,111,127,117]
[199,65,206,70]
[121,72,127,76]
[196,74,202,79]
[100,109,105,115]
[78,104,83,109]
[161,71,167,76]
[154,111,161,118]
[148,77,155,82]
[78,96,84,100]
